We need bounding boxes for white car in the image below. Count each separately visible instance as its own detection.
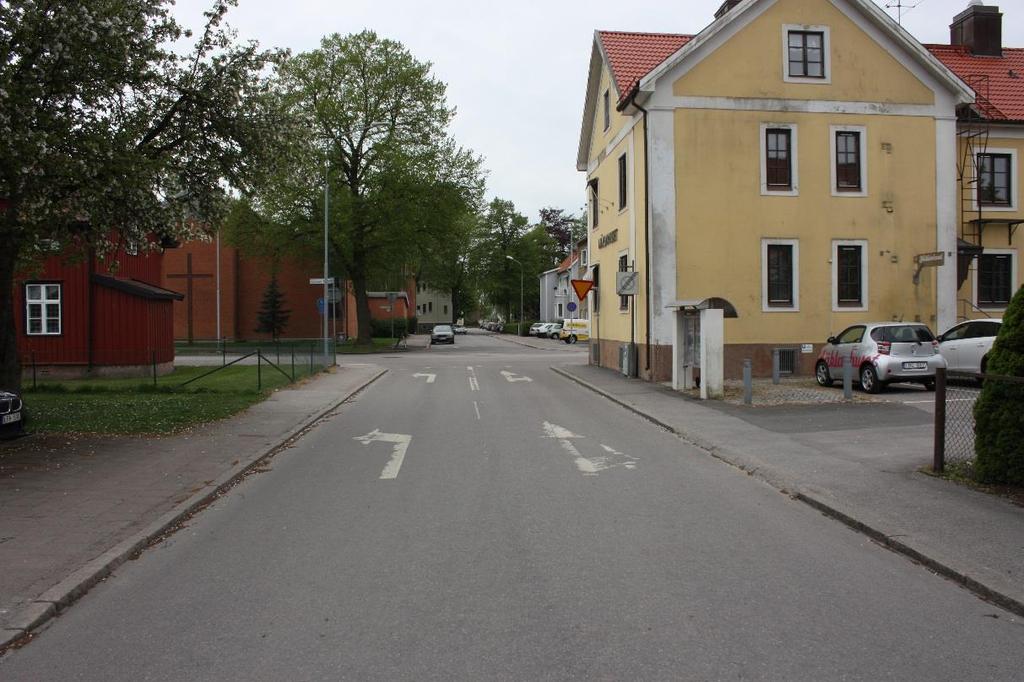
[937,318,1002,374]
[529,322,546,336]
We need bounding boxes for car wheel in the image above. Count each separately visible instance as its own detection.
[567,334,578,344]
[860,365,882,394]
[815,361,834,387]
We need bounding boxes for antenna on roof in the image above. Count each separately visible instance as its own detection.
[884,0,928,26]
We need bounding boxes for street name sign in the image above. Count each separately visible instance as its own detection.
[309,277,337,285]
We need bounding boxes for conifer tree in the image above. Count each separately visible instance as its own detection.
[973,284,1024,484]
[255,275,290,341]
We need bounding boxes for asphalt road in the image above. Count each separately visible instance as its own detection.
[2,333,1022,680]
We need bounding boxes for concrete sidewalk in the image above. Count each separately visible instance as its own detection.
[0,363,386,646]
[554,363,1024,617]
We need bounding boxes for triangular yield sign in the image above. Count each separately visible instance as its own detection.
[571,279,594,301]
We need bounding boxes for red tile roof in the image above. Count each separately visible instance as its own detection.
[926,44,1024,122]
[598,31,693,105]
[557,252,577,273]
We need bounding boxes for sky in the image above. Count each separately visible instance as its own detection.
[171,0,1023,223]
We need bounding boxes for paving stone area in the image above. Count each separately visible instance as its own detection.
[671,377,879,406]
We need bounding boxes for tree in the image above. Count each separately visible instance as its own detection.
[538,207,586,261]
[973,285,1024,484]
[242,31,483,344]
[418,210,478,324]
[0,0,285,389]
[471,199,530,320]
[254,275,291,341]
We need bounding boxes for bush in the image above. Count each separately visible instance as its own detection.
[502,320,540,336]
[369,316,417,339]
[973,285,1024,484]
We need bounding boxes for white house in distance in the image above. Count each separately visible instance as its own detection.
[539,239,590,322]
[415,281,454,329]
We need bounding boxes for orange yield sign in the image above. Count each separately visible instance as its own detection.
[571,279,594,301]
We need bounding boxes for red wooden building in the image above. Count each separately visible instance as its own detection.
[15,247,183,378]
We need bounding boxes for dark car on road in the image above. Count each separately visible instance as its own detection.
[0,390,26,438]
[431,324,455,344]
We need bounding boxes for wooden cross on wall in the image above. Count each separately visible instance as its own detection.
[167,253,213,343]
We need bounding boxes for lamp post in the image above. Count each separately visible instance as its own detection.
[505,255,523,336]
[323,160,331,366]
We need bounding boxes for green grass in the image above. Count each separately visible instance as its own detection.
[175,337,401,355]
[23,364,319,436]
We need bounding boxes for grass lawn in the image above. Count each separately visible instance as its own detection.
[23,365,312,436]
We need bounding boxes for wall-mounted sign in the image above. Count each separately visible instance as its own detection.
[598,229,618,249]
[801,343,813,354]
[616,271,639,296]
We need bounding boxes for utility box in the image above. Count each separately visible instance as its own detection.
[620,343,637,377]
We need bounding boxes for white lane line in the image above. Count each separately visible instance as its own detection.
[413,373,436,383]
[501,370,532,383]
[473,401,481,420]
[354,429,412,480]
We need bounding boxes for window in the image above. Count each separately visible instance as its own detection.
[835,132,861,191]
[581,248,588,266]
[762,239,799,311]
[25,283,61,335]
[832,240,868,311]
[592,264,600,313]
[618,254,629,311]
[786,28,828,80]
[836,326,865,345]
[590,180,599,229]
[443,304,448,315]
[603,90,610,131]
[617,154,628,210]
[977,252,1014,307]
[978,153,1012,207]
[428,301,432,313]
[830,126,867,196]
[760,124,798,196]
[557,303,563,317]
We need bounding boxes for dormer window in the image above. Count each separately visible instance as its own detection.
[783,25,831,84]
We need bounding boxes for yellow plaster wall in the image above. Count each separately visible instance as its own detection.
[673,0,934,105]
[675,108,939,344]
[955,133,1024,321]
[588,66,632,165]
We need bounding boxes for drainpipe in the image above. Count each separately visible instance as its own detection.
[630,95,653,374]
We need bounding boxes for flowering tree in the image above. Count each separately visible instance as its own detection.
[0,0,286,388]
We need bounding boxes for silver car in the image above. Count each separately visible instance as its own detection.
[815,322,946,393]
[937,318,1002,374]
[430,324,455,344]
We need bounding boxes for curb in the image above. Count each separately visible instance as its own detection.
[549,365,1024,619]
[0,367,388,651]
[492,333,576,352]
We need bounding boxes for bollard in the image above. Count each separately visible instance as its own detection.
[771,349,780,385]
[843,355,853,400]
[743,359,753,406]
[933,367,946,473]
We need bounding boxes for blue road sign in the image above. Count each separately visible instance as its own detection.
[567,301,578,312]
[316,297,326,314]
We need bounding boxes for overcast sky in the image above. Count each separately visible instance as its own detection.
[172,0,1022,223]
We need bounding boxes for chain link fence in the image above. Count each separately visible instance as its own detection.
[934,368,1024,476]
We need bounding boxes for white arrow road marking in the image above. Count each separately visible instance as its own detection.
[413,373,436,383]
[542,422,637,476]
[354,429,412,480]
[501,370,532,383]
[467,366,480,391]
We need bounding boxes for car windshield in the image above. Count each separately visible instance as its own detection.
[872,325,935,343]
[435,325,452,333]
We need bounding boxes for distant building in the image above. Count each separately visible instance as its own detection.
[540,239,589,322]
[413,282,453,329]
[15,245,183,378]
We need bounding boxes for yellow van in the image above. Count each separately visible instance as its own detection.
[559,319,590,344]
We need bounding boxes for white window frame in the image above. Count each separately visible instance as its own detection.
[761,238,800,312]
[830,125,868,198]
[831,239,869,312]
[972,148,1018,212]
[617,249,630,313]
[25,283,62,336]
[782,25,831,85]
[603,89,611,131]
[972,248,1018,312]
[760,123,799,196]
[617,153,628,211]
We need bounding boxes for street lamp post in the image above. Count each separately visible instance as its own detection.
[506,255,523,336]
[323,160,331,366]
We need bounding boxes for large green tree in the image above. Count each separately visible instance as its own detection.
[0,0,284,388]
[239,31,483,344]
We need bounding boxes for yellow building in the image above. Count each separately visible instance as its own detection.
[576,0,1005,383]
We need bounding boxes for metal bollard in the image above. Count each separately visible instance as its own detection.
[843,356,853,400]
[933,367,946,473]
[743,359,753,406]
[771,349,780,385]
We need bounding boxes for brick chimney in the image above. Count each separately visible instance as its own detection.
[950,2,1003,57]
[714,0,744,21]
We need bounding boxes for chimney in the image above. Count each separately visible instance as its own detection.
[714,1,744,21]
[950,2,1003,57]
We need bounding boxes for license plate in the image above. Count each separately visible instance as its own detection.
[902,362,927,370]
[2,412,21,424]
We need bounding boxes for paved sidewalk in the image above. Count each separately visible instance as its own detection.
[554,363,1024,617]
[490,332,586,353]
[0,363,385,644]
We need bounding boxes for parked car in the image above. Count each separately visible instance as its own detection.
[529,322,546,336]
[559,319,590,344]
[815,322,945,393]
[431,324,455,344]
[0,390,26,438]
[546,323,563,339]
[937,318,1001,375]
[453,324,468,335]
